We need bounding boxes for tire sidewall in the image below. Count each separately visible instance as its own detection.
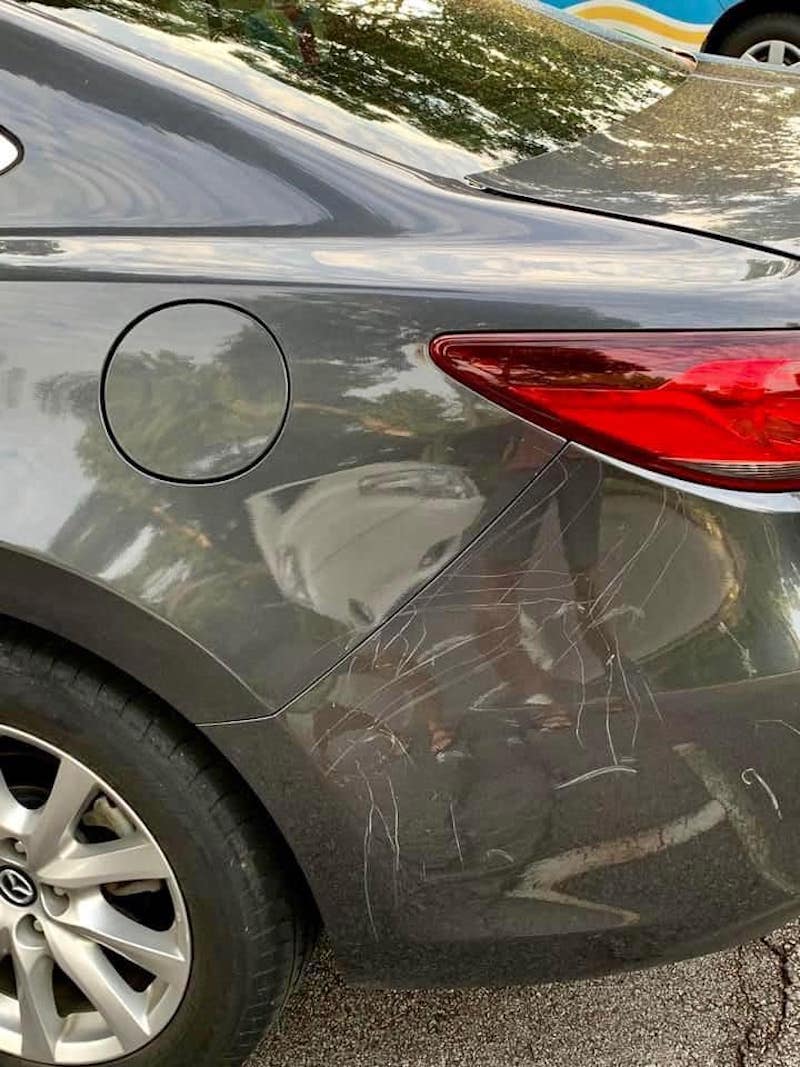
[0,655,261,1067]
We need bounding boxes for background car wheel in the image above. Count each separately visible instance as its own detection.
[0,624,317,1067]
[713,11,800,65]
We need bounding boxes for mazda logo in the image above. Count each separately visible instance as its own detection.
[0,867,37,908]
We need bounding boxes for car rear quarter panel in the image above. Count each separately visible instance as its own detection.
[218,450,800,985]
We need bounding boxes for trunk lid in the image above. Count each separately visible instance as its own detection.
[475,56,800,257]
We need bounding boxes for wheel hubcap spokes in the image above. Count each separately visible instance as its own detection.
[0,727,191,1064]
[743,38,800,66]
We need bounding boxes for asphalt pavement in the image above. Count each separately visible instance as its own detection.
[249,921,800,1067]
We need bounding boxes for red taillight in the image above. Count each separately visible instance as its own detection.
[429,331,800,491]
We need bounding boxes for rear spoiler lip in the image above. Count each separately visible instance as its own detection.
[467,178,800,263]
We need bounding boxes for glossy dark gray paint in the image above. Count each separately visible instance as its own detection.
[0,0,799,990]
[211,448,800,982]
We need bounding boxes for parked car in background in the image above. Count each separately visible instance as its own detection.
[0,0,798,1064]
[552,0,800,65]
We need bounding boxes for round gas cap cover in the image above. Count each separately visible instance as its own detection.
[103,302,288,482]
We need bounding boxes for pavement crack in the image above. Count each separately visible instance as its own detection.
[732,934,795,1066]
[759,936,793,1047]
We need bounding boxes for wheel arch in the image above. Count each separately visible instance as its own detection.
[0,543,272,727]
[0,543,328,927]
[703,0,800,51]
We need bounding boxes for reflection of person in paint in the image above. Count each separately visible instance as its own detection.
[312,443,612,766]
[432,447,610,756]
[281,2,321,67]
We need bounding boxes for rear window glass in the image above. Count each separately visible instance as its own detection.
[29,0,689,175]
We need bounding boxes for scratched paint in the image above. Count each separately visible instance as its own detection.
[281,447,800,970]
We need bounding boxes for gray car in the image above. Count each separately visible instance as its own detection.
[0,0,798,1064]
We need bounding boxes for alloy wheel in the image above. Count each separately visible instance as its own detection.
[0,725,191,1063]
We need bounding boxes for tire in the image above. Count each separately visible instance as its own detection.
[712,11,800,63]
[0,623,317,1067]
